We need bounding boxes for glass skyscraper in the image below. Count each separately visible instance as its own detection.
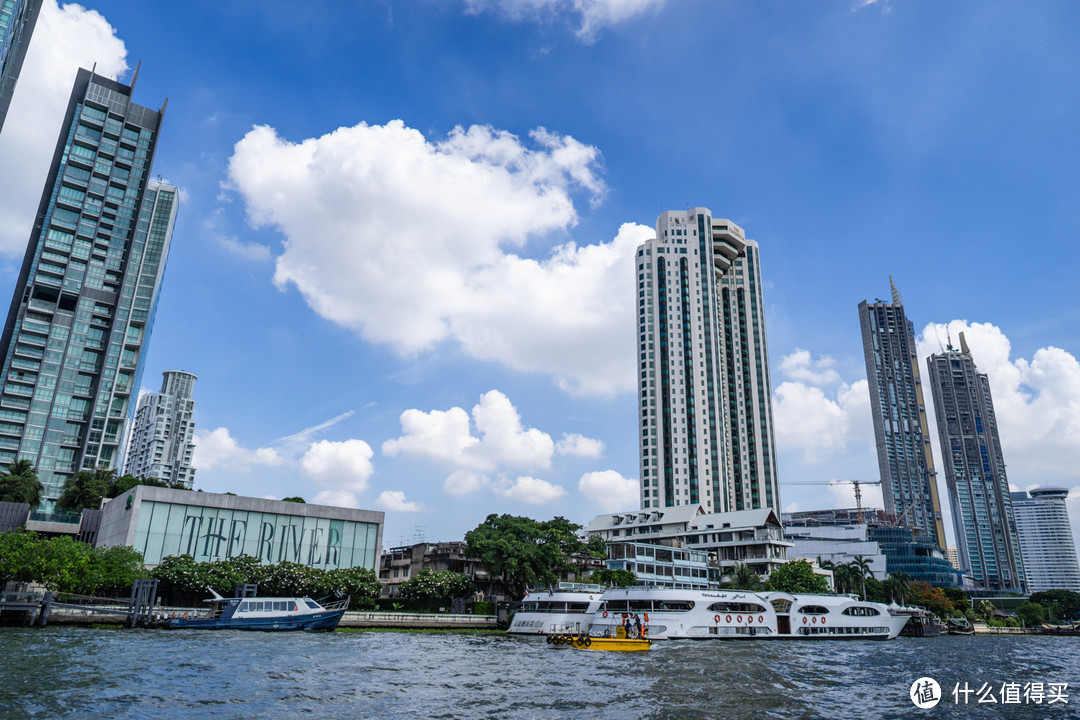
[1011,487,1080,593]
[636,209,779,513]
[926,333,1025,592]
[0,68,176,512]
[858,279,947,550]
[0,0,42,132]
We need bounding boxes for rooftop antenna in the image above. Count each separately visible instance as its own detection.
[130,60,141,90]
[889,275,903,306]
[945,326,953,352]
[91,61,97,76]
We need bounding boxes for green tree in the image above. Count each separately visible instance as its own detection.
[589,568,637,587]
[398,568,477,611]
[106,474,173,498]
[978,599,996,623]
[281,496,306,503]
[0,459,43,506]
[465,514,584,599]
[940,587,971,614]
[1027,590,1080,623]
[56,466,116,512]
[0,530,39,585]
[584,534,607,558]
[767,560,829,594]
[728,562,762,591]
[1015,601,1047,627]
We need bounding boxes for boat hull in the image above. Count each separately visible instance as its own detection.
[574,637,651,652]
[164,609,345,631]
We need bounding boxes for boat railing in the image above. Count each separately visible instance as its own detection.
[321,598,350,612]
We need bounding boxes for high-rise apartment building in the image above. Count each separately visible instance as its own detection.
[0,69,175,511]
[0,0,42,132]
[926,333,1025,592]
[636,208,779,513]
[858,279,947,550]
[1010,488,1079,593]
[124,370,196,488]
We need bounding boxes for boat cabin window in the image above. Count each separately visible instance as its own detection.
[707,602,765,613]
[605,600,629,611]
[842,606,880,616]
[770,598,792,614]
[797,605,830,615]
[656,601,694,612]
[305,600,321,610]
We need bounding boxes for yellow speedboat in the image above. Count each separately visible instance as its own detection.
[571,626,651,652]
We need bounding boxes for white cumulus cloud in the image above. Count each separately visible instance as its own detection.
[299,439,375,492]
[555,432,605,458]
[383,390,555,472]
[227,120,648,396]
[493,475,567,504]
[779,349,843,385]
[444,470,491,497]
[578,469,637,511]
[772,378,872,463]
[191,427,283,472]
[375,490,425,512]
[0,0,128,254]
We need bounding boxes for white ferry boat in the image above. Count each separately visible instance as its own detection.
[507,583,605,636]
[588,587,908,640]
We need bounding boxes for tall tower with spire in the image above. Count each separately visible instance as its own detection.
[858,279,947,549]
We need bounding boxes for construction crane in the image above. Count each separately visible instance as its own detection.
[781,480,881,524]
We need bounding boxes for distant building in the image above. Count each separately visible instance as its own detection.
[926,333,1025,593]
[0,0,41,132]
[636,209,779,514]
[946,545,960,570]
[124,371,197,487]
[781,523,888,580]
[0,69,175,513]
[585,505,791,581]
[379,541,485,598]
[1011,487,1080,593]
[858,279,946,550]
[97,485,383,570]
[785,508,960,587]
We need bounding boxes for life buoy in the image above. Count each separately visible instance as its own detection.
[602,611,608,618]
[747,615,753,623]
[643,613,649,623]
[803,617,807,624]
[821,617,826,625]
[584,636,591,647]
[714,614,721,623]
[758,615,764,623]
[546,635,553,644]
[812,616,817,624]
[726,614,732,623]
[737,615,742,623]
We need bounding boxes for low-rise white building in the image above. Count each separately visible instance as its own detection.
[782,523,888,580]
[585,505,791,581]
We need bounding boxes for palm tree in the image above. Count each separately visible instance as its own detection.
[730,562,761,591]
[833,564,854,595]
[0,459,43,506]
[850,555,872,600]
[889,571,911,605]
[57,466,116,511]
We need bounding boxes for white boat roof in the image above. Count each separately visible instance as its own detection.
[586,505,782,533]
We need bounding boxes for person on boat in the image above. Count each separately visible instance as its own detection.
[632,614,642,639]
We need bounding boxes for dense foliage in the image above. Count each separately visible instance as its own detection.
[766,560,829,594]
[906,581,955,618]
[0,460,43,506]
[464,514,592,599]
[725,562,762,591]
[588,568,637,587]
[1027,590,1080,623]
[1015,601,1048,626]
[57,468,190,512]
[150,554,382,608]
[397,568,477,610]
[0,530,143,595]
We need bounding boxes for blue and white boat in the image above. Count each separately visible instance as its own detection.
[163,589,349,631]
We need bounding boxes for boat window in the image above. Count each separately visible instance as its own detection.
[605,600,629,611]
[797,605,829,615]
[237,601,249,612]
[568,603,590,612]
[707,602,765,613]
[657,601,694,612]
[842,606,880,616]
[274,601,285,611]
[629,600,653,611]
[290,602,297,612]
[305,600,321,610]
[770,599,792,614]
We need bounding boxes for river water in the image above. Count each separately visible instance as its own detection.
[1,628,1076,719]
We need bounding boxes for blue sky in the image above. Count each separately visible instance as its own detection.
[1,0,1078,553]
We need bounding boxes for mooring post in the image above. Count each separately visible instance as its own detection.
[39,591,52,627]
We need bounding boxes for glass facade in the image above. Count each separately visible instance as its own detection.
[0,69,173,510]
[124,370,197,487]
[0,0,40,132]
[130,499,381,569]
[858,280,947,550]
